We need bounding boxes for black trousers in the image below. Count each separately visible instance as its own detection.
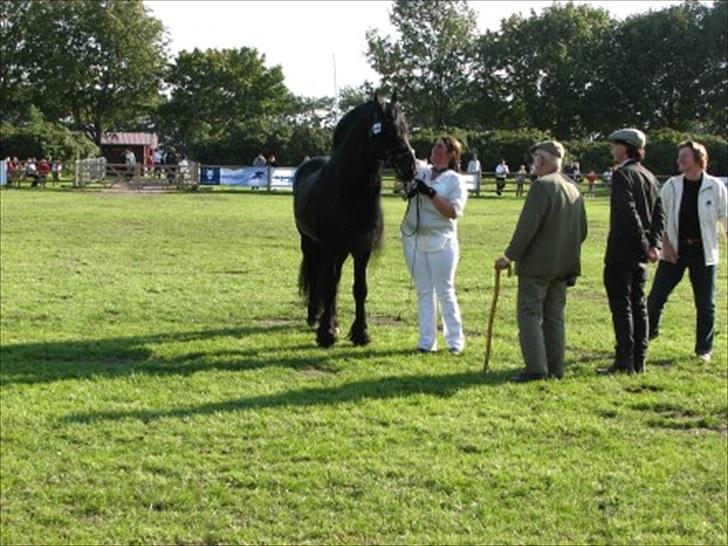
[495,177,506,195]
[604,262,649,371]
[647,242,716,355]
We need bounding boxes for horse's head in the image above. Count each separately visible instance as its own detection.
[370,93,416,182]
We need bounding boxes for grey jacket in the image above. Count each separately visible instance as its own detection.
[505,172,588,279]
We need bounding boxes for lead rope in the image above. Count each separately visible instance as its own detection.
[397,191,420,321]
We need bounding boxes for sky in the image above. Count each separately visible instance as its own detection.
[145,0,692,99]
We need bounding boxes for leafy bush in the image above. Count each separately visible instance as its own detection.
[0,110,98,160]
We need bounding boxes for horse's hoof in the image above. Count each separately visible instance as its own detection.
[316,330,337,348]
[307,318,318,330]
[349,328,371,346]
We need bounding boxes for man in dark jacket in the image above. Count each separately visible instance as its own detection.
[495,141,588,382]
[600,128,663,374]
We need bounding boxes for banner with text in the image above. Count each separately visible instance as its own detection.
[200,166,268,186]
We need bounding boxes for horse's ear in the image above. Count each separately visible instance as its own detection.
[391,91,399,104]
[372,91,381,104]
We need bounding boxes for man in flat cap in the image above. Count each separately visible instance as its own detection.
[495,141,588,381]
[600,128,663,374]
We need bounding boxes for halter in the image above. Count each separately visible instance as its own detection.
[369,105,414,181]
[387,146,415,180]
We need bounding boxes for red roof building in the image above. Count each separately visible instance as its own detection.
[100,132,158,165]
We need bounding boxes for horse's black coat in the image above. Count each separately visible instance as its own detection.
[293,96,415,347]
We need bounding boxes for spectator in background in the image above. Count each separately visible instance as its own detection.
[6,157,16,183]
[647,140,728,363]
[600,128,663,375]
[4,156,12,184]
[145,148,154,175]
[467,152,481,175]
[153,148,164,177]
[494,140,587,382]
[25,158,39,185]
[124,148,136,180]
[495,159,509,196]
[52,159,62,182]
[602,167,613,187]
[252,152,267,191]
[178,154,190,185]
[267,154,278,168]
[572,161,582,184]
[252,152,267,167]
[37,158,50,185]
[586,170,598,198]
[164,147,178,184]
[516,164,527,197]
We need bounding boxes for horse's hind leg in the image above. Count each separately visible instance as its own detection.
[349,248,371,346]
[316,251,345,348]
[299,235,322,328]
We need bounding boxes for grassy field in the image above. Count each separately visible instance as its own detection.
[1,187,726,545]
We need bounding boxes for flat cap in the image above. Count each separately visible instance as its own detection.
[608,128,646,148]
[529,140,566,159]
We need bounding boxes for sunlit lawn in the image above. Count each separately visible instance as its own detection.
[1,187,726,544]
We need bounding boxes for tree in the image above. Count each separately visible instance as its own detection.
[0,108,99,160]
[157,47,293,154]
[596,1,723,133]
[703,0,727,133]
[4,0,168,144]
[366,0,478,128]
[337,81,379,114]
[492,3,614,139]
[0,1,34,124]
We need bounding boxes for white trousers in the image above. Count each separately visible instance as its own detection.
[403,237,465,351]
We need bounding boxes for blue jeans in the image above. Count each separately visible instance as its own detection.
[647,242,716,355]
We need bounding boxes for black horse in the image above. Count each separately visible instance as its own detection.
[294,95,415,347]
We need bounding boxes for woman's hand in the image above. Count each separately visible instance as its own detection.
[415,178,436,198]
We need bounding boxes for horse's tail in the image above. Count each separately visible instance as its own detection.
[298,234,319,300]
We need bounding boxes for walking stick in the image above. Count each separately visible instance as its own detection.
[483,263,512,373]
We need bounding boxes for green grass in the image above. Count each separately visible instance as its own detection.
[1,187,726,545]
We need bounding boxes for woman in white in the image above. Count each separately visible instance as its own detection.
[647,140,728,362]
[402,136,468,354]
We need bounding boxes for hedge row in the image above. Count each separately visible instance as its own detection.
[410,128,727,177]
[2,120,725,177]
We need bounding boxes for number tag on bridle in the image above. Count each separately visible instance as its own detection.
[371,122,382,135]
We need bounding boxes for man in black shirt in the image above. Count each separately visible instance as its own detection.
[600,128,663,374]
[647,140,728,363]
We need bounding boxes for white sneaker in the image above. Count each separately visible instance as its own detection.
[697,352,712,363]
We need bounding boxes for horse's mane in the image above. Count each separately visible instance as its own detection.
[331,100,377,151]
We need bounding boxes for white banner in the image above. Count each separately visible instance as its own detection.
[220,166,268,186]
[270,167,296,189]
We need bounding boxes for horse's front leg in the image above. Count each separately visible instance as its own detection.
[349,249,371,346]
[316,252,345,348]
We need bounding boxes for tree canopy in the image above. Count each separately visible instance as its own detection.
[364,0,727,137]
[1,0,167,144]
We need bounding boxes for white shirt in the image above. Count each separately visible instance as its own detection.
[659,173,728,266]
[402,160,468,251]
[495,163,509,177]
[467,159,481,174]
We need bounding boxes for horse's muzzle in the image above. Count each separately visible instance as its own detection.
[389,148,416,181]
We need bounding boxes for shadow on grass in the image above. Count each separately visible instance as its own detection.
[0,320,350,386]
[62,368,513,424]
[2,321,419,386]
